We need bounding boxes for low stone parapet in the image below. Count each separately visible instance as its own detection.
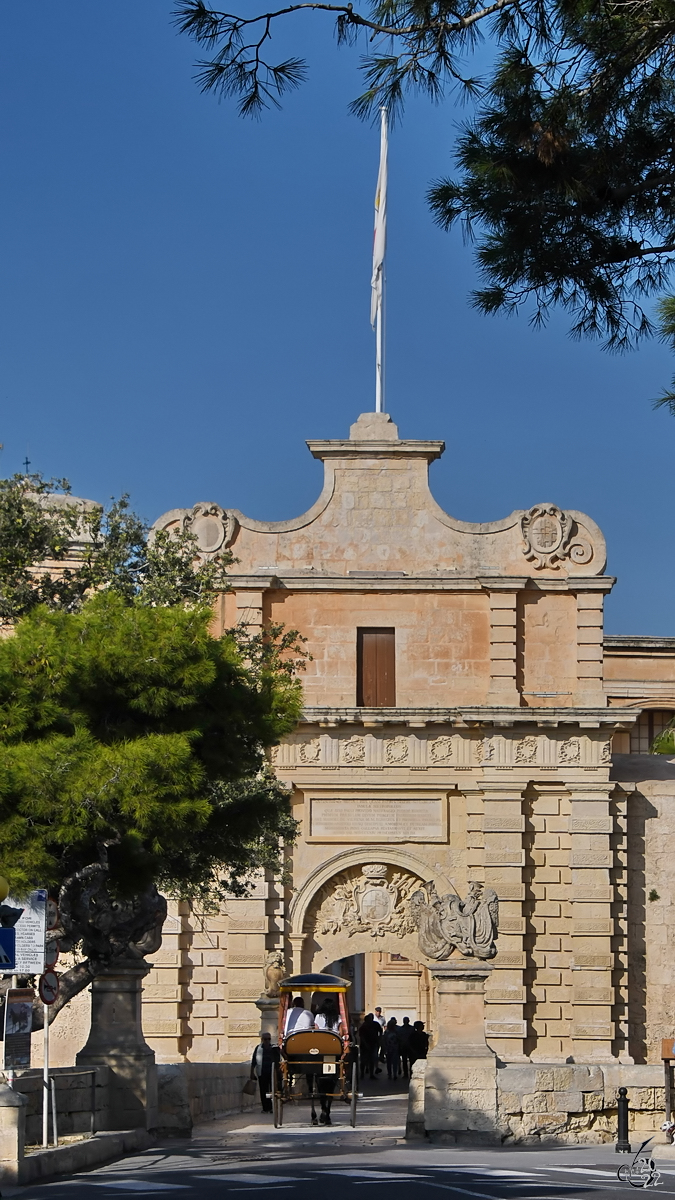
[12,1065,109,1145]
[157,1061,256,1135]
[411,1059,667,1144]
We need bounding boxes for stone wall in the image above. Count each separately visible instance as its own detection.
[409,1060,666,1144]
[156,1062,256,1135]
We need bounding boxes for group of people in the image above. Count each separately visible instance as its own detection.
[358,1008,429,1081]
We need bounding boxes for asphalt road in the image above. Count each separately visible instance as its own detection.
[8,1083,675,1199]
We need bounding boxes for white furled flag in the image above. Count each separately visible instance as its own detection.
[370,107,388,328]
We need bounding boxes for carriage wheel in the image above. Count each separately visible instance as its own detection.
[350,1061,358,1127]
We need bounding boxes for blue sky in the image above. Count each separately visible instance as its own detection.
[1,2,673,634]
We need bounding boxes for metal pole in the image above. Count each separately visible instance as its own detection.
[91,1070,96,1136]
[375,298,383,413]
[42,1002,49,1148]
[616,1086,631,1153]
[50,1075,58,1147]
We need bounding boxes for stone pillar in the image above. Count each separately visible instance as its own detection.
[256,995,280,1042]
[423,964,498,1142]
[482,784,528,1061]
[0,1081,27,1186]
[569,786,617,1061]
[76,959,158,1131]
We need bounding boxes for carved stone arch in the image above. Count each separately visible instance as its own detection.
[288,846,435,938]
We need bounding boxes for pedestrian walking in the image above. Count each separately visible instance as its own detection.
[398,1015,413,1079]
[375,1007,386,1066]
[250,1032,279,1113]
[358,1012,381,1080]
[383,1017,401,1080]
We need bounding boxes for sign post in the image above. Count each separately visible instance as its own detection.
[40,899,59,1148]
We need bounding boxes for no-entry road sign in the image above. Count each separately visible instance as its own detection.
[38,971,59,1005]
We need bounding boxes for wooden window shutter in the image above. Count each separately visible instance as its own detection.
[357,628,396,707]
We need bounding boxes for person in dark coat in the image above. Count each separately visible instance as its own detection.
[398,1016,413,1079]
[358,1013,381,1080]
[383,1017,401,1080]
[408,1020,429,1069]
[250,1032,279,1113]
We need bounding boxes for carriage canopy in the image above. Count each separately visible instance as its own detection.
[278,972,351,994]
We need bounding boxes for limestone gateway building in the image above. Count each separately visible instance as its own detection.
[64,411,675,1140]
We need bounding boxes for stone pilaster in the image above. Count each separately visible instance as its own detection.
[569,785,616,1061]
[574,592,605,706]
[482,783,528,1062]
[486,591,520,706]
[234,588,265,634]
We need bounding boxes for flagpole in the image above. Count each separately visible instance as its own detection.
[371,105,388,414]
[375,285,384,413]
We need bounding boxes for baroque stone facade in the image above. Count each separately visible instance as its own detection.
[80,408,674,1141]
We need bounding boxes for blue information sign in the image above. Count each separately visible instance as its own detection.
[0,928,16,972]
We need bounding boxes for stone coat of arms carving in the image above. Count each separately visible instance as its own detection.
[313,863,421,939]
[312,866,499,961]
[410,881,499,961]
[521,504,592,570]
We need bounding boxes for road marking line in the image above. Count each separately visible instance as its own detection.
[196,1176,304,1184]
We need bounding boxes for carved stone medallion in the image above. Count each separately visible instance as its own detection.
[298,738,321,764]
[385,736,409,764]
[515,736,537,765]
[429,736,453,764]
[182,502,238,555]
[342,736,366,765]
[521,504,593,570]
[312,863,421,939]
[559,737,581,764]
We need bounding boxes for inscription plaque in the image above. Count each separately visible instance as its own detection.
[309,796,444,842]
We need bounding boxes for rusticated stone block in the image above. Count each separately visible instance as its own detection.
[553,1091,583,1112]
[498,1091,524,1115]
[534,1069,554,1092]
[523,1092,553,1114]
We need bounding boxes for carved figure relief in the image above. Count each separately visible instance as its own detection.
[429,736,453,764]
[601,741,612,765]
[342,736,366,765]
[263,949,286,997]
[298,739,321,764]
[312,863,422,939]
[385,737,409,764]
[521,504,593,570]
[559,737,581,764]
[515,736,537,765]
[182,502,238,555]
[409,882,499,960]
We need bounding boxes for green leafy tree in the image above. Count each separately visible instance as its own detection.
[0,473,305,1025]
[174,0,675,399]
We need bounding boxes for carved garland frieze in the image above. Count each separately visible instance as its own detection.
[521,504,593,570]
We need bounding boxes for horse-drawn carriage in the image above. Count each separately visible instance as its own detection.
[272,972,359,1128]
